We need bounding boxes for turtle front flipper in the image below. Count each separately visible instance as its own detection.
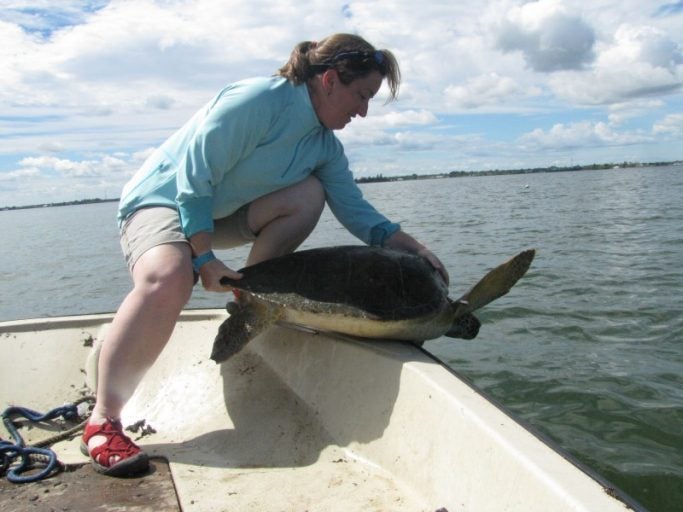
[454,249,535,317]
[210,298,280,363]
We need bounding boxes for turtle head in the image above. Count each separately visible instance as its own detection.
[444,308,481,339]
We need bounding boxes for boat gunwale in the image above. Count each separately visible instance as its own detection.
[414,345,646,512]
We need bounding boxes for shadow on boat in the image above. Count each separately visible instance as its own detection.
[140,326,408,470]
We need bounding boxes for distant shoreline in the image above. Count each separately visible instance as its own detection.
[0,197,120,211]
[353,160,682,184]
[2,160,680,211]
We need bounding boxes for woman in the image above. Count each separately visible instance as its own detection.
[82,33,449,476]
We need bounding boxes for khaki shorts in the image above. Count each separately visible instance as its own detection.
[120,206,256,272]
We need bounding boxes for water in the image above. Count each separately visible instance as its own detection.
[1,166,681,511]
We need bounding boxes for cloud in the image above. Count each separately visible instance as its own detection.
[518,121,651,151]
[444,73,542,109]
[549,24,683,105]
[337,109,438,147]
[18,154,129,177]
[365,109,439,128]
[0,149,141,204]
[607,99,665,126]
[495,0,596,72]
[609,24,682,72]
[0,167,41,182]
[145,94,176,110]
[37,141,67,153]
[653,113,683,135]
[1,0,317,113]
[0,1,109,36]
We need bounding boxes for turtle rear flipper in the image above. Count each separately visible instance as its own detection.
[210,300,280,363]
[455,249,535,316]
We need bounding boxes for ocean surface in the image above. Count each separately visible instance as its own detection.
[1,165,681,511]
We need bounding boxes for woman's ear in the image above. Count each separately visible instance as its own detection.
[321,69,338,96]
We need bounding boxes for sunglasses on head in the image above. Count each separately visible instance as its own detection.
[326,50,385,66]
[312,50,386,74]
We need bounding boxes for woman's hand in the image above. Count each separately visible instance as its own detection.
[384,230,450,285]
[189,231,243,292]
[198,258,243,292]
[416,247,449,285]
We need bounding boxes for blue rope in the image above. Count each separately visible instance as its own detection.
[1,404,79,483]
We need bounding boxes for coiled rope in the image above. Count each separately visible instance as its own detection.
[1,396,94,483]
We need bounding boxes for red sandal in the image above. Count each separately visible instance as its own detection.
[80,418,149,476]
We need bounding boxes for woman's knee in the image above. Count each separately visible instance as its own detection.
[287,176,325,215]
[132,244,194,306]
[250,176,325,230]
[285,177,324,229]
[300,175,325,201]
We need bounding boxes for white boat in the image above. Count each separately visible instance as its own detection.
[1,310,641,511]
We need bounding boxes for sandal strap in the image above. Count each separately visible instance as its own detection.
[83,418,142,467]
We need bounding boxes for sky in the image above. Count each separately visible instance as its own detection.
[0,0,682,207]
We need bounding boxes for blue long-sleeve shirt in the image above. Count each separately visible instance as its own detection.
[118,76,399,246]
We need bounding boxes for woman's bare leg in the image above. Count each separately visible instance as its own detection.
[87,176,324,461]
[245,176,325,265]
[86,243,194,459]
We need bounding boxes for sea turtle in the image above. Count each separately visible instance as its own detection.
[211,245,535,363]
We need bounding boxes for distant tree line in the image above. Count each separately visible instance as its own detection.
[0,197,119,211]
[354,160,681,184]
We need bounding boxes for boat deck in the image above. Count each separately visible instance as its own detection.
[1,311,636,511]
[0,458,180,511]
